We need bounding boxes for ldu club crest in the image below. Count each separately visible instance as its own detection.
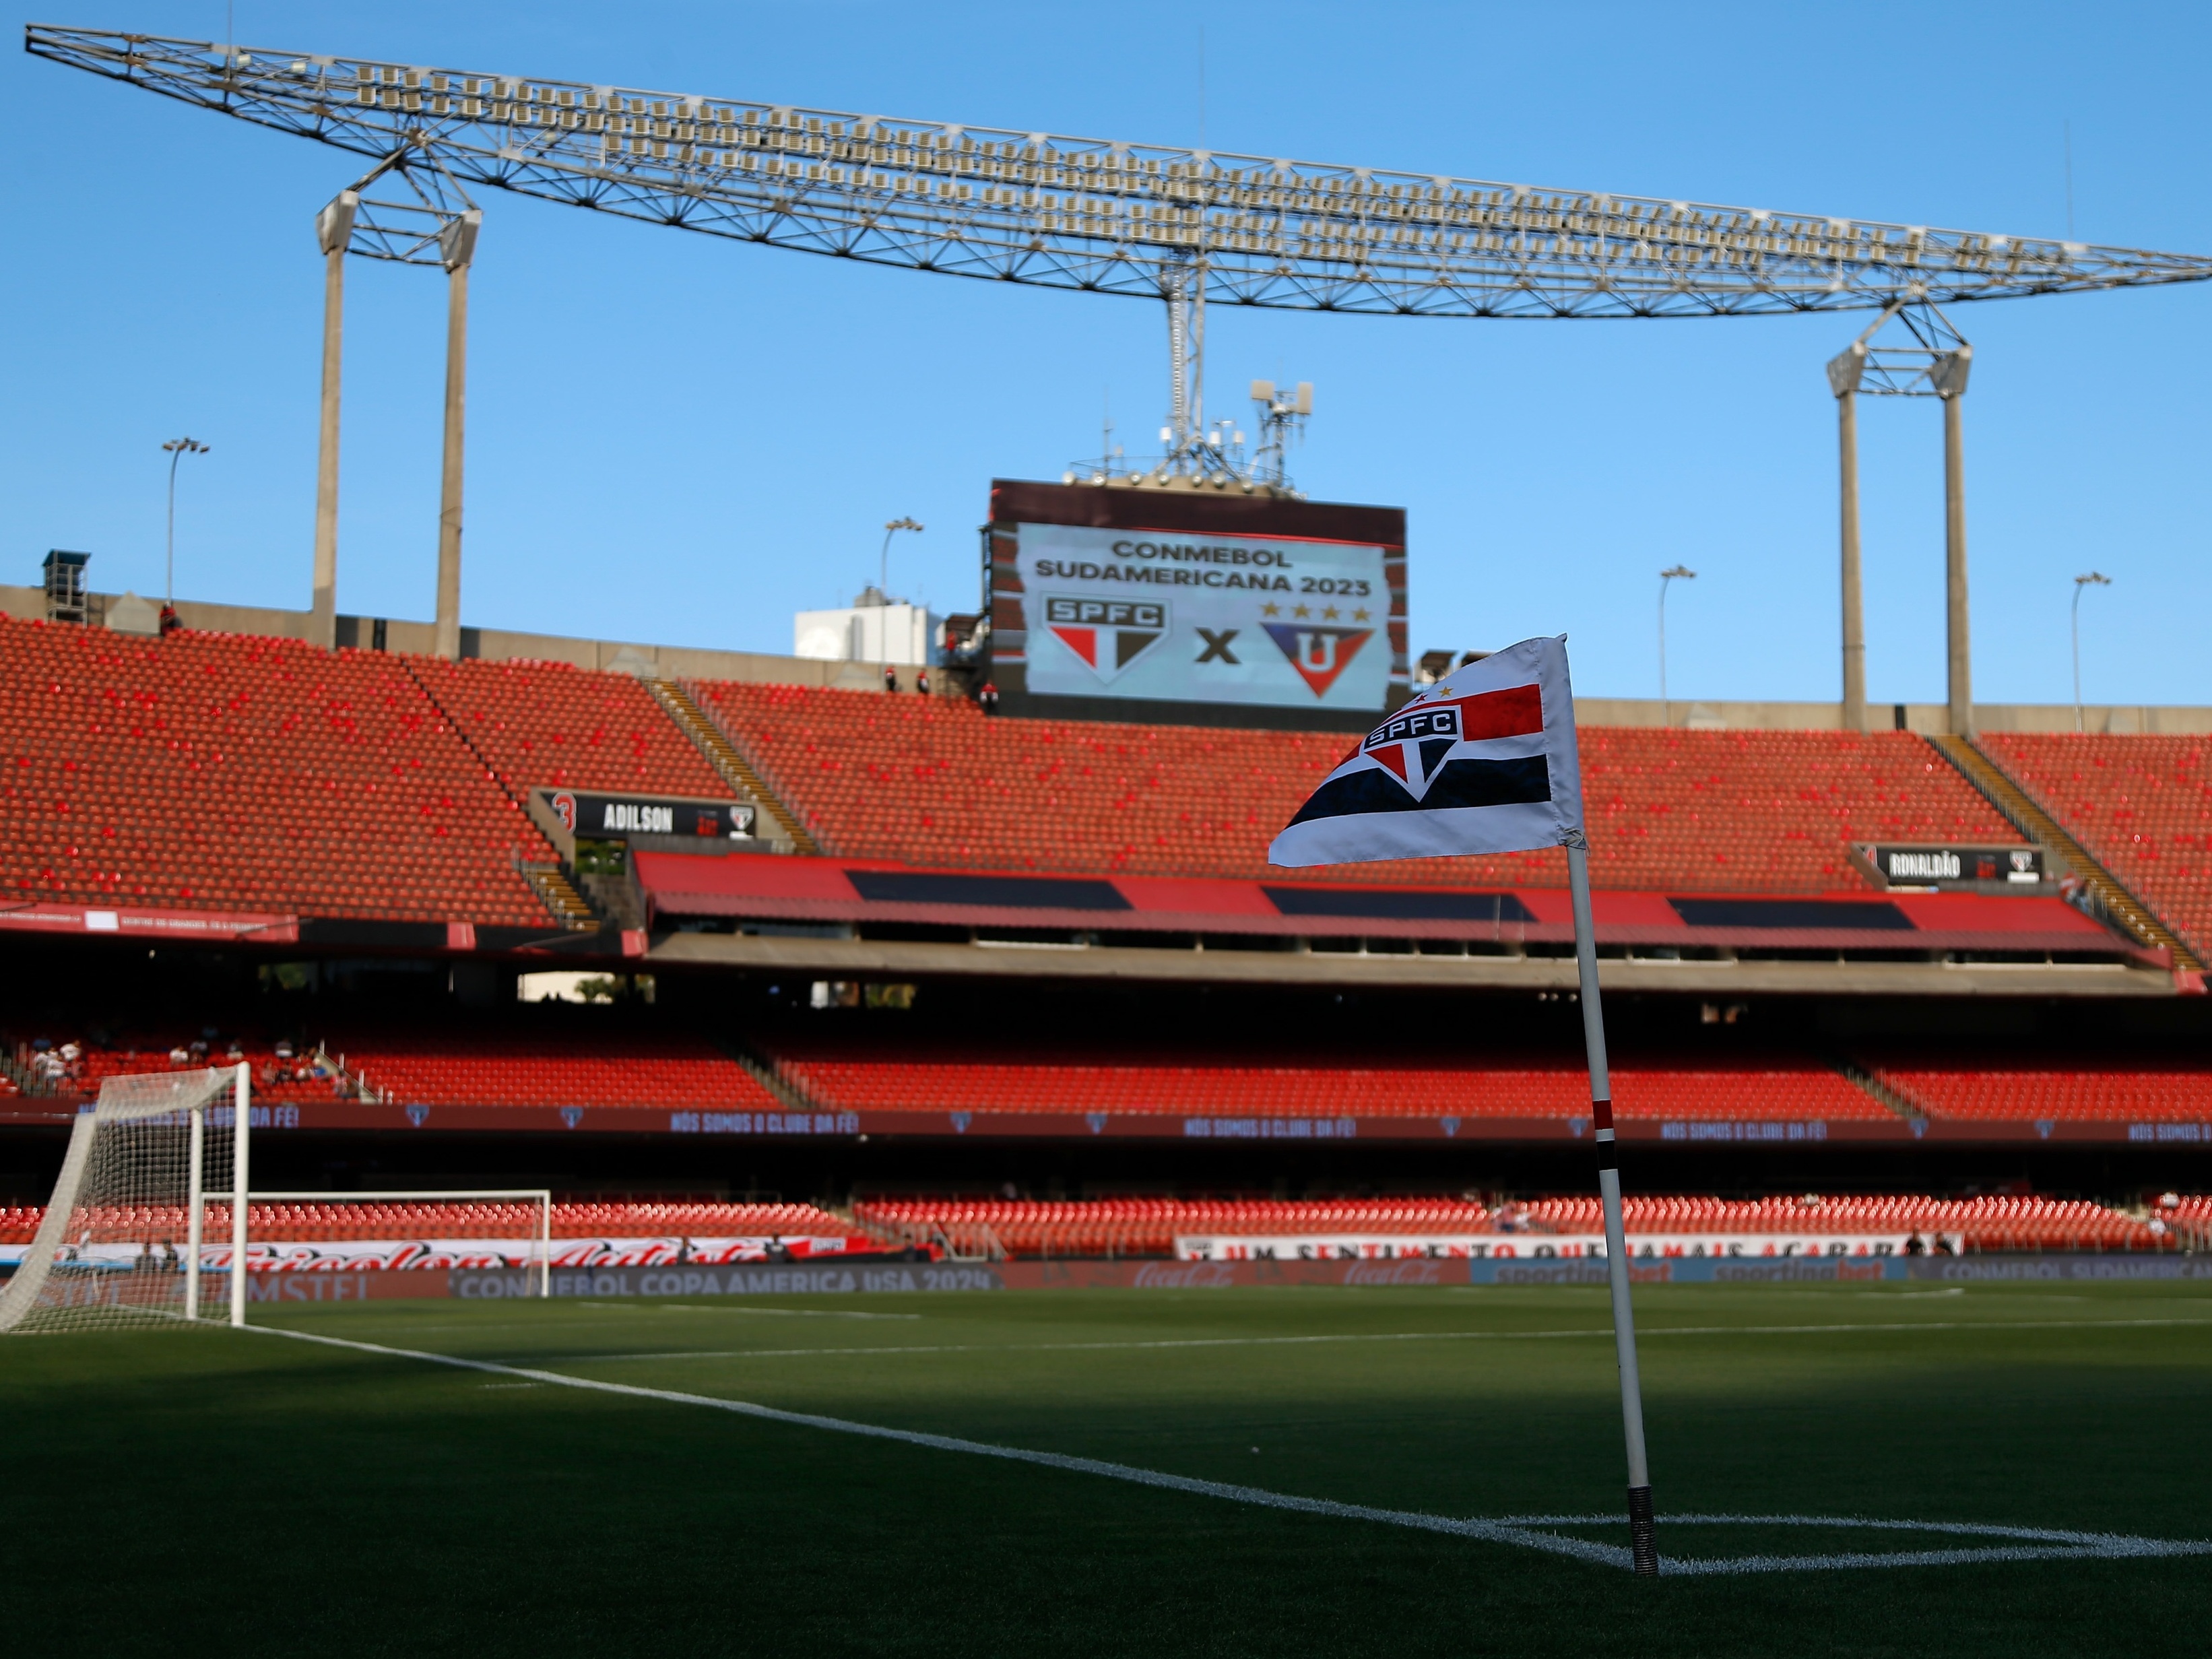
[1262,622,1374,697]
[1044,596,1167,683]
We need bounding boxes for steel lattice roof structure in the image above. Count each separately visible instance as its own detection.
[29,24,2212,319]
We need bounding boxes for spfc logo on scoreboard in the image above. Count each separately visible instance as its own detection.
[1262,623,1375,698]
[1044,596,1167,684]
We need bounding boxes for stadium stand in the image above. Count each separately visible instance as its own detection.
[323,1024,783,1112]
[1870,1063,2212,1122]
[0,1200,861,1247]
[412,657,729,801]
[0,618,549,923]
[694,681,2017,890]
[765,1037,1893,1121]
[1978,734,2212,959]
[7,1032,353,1105]
[852,1194,2171,1256]
[1518,1194,2165,1252]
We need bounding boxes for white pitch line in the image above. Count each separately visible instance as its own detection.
[236,1322,2211,1576]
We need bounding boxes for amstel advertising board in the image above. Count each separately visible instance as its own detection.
[985,480,1409,731]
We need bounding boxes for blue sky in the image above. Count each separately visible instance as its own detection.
[5,1,2207,706]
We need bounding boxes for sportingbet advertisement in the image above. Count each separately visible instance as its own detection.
[1015,522,1391,712]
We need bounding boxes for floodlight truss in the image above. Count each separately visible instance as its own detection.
[1827,301,1970,400]
[30,24,2212,320]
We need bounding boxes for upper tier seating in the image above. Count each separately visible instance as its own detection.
[1978,734,2212,958]
[765,1037,1893,1121]
[0,619,548,923]
[1872,1064,2212,1122]
[328,1024,783,1112]
[414,657,727,802]
[696,681,2015,890]
[853,1193,2170,1256]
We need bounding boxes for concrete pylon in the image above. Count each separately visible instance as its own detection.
[310,191,357,652]
[432,210,480,663]
[1940,375,1973,736]
[1826,341,1868,734]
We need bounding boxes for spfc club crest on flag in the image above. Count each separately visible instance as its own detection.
[1359,703,1466,802]
[1044,596,1167,684]
[1261,623,1374,697]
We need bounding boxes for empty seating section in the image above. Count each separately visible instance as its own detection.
[0,1200,855,1246]
[1517,1194,2163,1251]
[1873,1065,2212,1122]
[1980,734,2212,957]
[415,658,727,800]
[696,682,2015,891]
[0,618,547,922]
[330,1027,781,1111]
[854,1194,2171,1256]
[767,1039,1893,1121]
[854,1198,1499,1258]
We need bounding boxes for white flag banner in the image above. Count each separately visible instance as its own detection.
[1269,635,1584,868]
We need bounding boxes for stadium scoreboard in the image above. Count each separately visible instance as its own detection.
[983,480,1410,731]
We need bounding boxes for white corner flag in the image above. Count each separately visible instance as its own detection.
[1268,633,1659,1579]
[1268,635,1583,869]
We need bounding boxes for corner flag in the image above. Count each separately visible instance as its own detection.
[1267,633,1660,1578]
[1268,635,1583,868]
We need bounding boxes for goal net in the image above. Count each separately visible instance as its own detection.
[0,1065,244,1336]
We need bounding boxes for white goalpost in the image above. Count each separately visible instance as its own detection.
[0,1064,248,1335]
[1,1064,552,1334]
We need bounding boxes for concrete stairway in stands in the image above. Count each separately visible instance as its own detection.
[1928,734,2204,971]
[514,855,601,931]
[654,678,821,854]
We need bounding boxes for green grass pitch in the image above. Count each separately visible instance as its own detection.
[9,1279,2211,1657]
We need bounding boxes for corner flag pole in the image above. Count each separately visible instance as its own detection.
[1566,831,1658,1577]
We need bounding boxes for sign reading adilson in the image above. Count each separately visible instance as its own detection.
[1016,522,1390,711]
[538,789,756,842]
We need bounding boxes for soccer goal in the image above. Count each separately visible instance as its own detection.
[0,1064,552,1335]
[0,1064,249,1335]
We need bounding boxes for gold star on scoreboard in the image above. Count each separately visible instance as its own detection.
[1260,602,1280,617]
[1320,606,1340,620]
[1291,604,1311,618]
[1353,608,1371,622]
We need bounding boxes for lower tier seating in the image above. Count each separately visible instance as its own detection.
[0,1200,857,1247]
[327,1026,784,1112]
[1873,1066,2212,1121]
[766,1040,1893,1121]
[853,1194,2172,1256]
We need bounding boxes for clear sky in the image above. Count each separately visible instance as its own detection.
[5,1,2207,706]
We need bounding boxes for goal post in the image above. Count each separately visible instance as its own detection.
[1,1064,552,1334]
[0,1064,243,1335]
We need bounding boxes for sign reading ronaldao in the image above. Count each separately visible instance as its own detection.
[1016,522,1390,711]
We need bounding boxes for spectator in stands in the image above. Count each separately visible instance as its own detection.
[915,668,929,696]
[1905,1231,1927,1256]
[158,601,180,637]
[883,665,898,694]
[979,681,999,715]
[168,1045,191,1068]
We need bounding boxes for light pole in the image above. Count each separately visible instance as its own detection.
[162,436,211,607]
[880,516,923,600]
[2072,571,2112,732]
[1658,565,1695,723]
